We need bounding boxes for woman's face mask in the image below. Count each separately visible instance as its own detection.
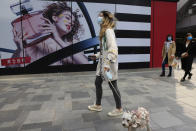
[106,71,112,80]
[97,17,103,24]
[168,37,172,41]
[187,36,192,41]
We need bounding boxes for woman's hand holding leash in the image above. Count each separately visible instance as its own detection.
[104,67,110,72]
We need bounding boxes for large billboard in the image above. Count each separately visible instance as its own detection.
[0,0,151,71]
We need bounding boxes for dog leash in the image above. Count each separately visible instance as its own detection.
[105,76,121,99]
[99,51,128,111]
[99,34,128,112]
[103,73,130,112]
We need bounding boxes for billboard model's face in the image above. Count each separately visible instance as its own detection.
[54,11,75,36]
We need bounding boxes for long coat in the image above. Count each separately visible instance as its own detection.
[95,28,118,81]
[162,41,176,66]
[176,40,195,71]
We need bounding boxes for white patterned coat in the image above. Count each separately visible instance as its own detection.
[95,28,118,81]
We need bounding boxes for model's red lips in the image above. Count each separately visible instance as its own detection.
[66,25,71,30]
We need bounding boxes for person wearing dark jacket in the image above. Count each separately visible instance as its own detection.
[176,33,195,82]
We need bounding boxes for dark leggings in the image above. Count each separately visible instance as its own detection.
[95,76,122,109]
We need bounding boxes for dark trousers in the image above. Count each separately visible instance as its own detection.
[183,70,191,79]
[182,57,193,79]
[162,55,172,74]
[182,63,192,79]
[95,76,122,109]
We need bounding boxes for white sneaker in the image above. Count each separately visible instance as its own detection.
[88,104,102,112]
[108,109,123,117]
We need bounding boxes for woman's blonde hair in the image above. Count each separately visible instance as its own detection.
[99,11,116,42]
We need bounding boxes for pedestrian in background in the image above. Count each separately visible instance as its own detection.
[160,34,176,77]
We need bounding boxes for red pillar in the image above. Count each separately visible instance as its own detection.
[150,0,177,68]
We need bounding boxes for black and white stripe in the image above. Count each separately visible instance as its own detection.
[63,0,151,6]
[115,2,151,67]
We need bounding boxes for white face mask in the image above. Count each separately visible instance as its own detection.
[97,17,103,24]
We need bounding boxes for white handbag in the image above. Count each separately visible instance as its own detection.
[172,58,181,70]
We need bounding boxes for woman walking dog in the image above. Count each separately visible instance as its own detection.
[88,11,123,117]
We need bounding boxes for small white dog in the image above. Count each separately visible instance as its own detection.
[122,107,151,131]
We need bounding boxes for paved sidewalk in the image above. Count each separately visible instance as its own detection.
[0,62,196,131]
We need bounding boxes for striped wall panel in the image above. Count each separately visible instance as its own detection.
[47,0,151,6]
[115,2,151,66]
[116,4,151,15]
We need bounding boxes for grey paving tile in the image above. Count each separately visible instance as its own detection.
[115,123,128,131]
[156,127,175,131]
[21,128,41,131]
[168,110,196,125]
[14,111,29,130]
[23,109,55,125]
[0,109,22,122]
[0,91,18,98]
[173,125,196,131]
[105,96,116,105]
[82,112,101,122]
[149,120,161,130]
[68,127,96,131]
[0,121,15,128]
[58,97,65,100]
[41,125,63,131]
[0,126,18,131]
[18,104,42,111]
[62,118,94,130]
[49,111,66,126]
[21,122,52,130]
[32,95,52,102]
[124,89,149,96]
[71,92,90,99]
[0,103,20,111]
[72,100,91,110]
[94,120,119,131]
[0,103,5,110]
[151,111,184,128]
[146,96,176,107]
[0,91,24,104]
[0,98,6,103]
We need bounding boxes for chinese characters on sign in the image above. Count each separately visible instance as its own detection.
[1,57,31,66]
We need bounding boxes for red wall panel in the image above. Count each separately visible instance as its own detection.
[151,1,177,67]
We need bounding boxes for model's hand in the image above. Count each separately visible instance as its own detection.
[12,26,28,50]
[40,18,61,43]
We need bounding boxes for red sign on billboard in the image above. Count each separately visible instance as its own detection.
[1,57,31,66]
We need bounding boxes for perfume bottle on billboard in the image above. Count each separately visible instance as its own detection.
[10,0,52,48]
